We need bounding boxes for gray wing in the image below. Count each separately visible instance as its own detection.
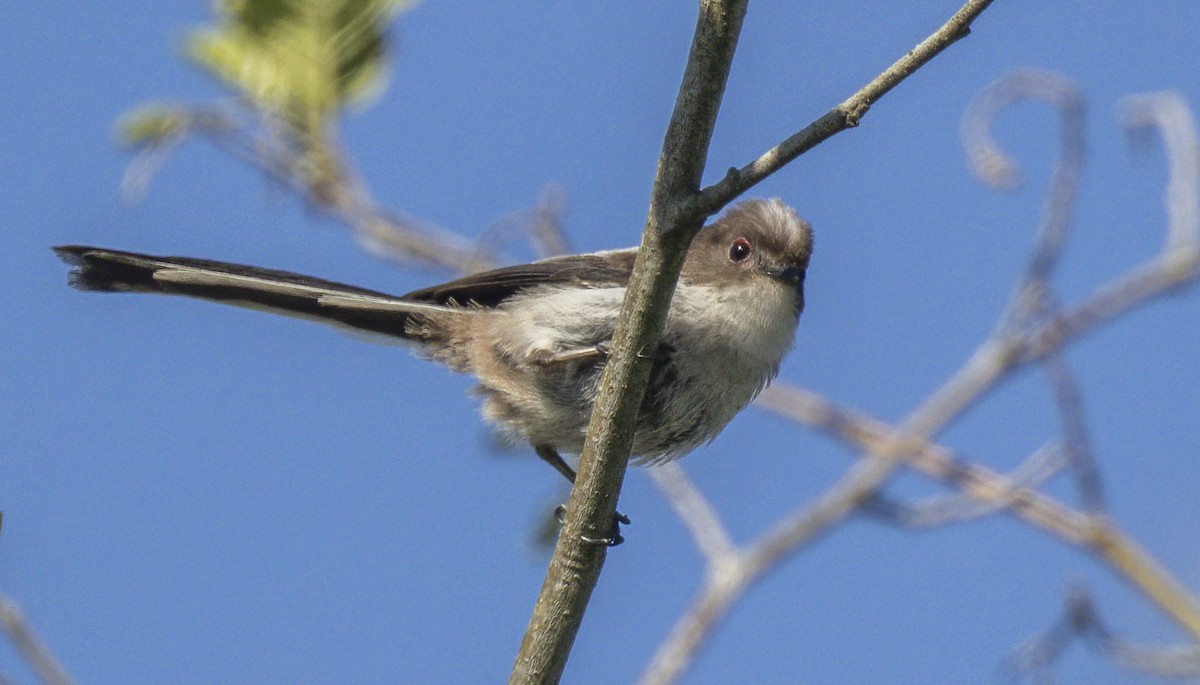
[398,249,637,307]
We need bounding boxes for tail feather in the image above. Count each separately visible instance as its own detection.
[53,246,439,340]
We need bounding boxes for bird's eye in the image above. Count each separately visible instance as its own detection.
[728,237,752,263]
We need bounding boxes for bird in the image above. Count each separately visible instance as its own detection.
[55,198,813,544]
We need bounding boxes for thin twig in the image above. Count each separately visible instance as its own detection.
[1104,640,1200,677]
[755,382,1200,643]
[530,185,572,259]
[866,442,1065,527]
[125,104,500,273]
[962,73,1104,515]
[466,185,571,263]
[691,0,997,216]
[647,464,736,564]
[1123,93,1200,251]
[0,596,76,685]
[960,73,1101,523]
[960,70,1086,332]
[1040,355,1106,512]
[1006,588,1200,681]
[756,383,1094,541]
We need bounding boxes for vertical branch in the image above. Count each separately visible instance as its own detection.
[509,2,749,683]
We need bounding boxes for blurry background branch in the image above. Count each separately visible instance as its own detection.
[1005,588,1200,681]
[117,0,510,273]
[641,74,1200,684]
[0,597,75,685]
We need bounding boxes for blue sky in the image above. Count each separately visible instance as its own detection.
[4,2,1200,684]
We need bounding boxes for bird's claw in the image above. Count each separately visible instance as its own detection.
[553,505,630,547]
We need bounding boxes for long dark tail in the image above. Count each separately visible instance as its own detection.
[54,246,443,340]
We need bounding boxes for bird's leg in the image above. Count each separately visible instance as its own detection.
[536,445,630,547]
[536,444,580,484]
[526,341,610,365]
[527,340,672,366]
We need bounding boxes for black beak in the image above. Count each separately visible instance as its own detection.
[764,264,804,288]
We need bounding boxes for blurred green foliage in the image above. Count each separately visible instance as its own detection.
[119,0,412,147]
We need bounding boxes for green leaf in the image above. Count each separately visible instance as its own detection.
[186,0,412,134]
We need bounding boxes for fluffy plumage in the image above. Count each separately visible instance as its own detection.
[55,198,813,466]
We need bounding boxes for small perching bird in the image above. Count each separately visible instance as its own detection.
[55,198,814,544]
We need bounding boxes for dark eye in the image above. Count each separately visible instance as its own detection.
[728,237,752,263]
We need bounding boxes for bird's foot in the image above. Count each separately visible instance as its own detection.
[553,505,631,547]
